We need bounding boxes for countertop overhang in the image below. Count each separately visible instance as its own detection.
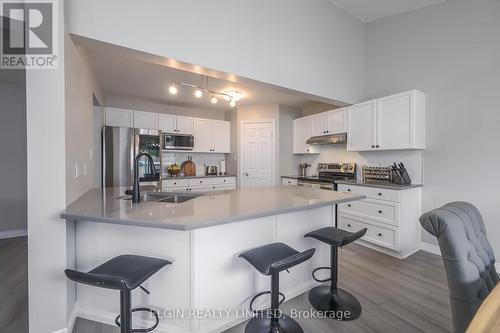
[61,186,365,230]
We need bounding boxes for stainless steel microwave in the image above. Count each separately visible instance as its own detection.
[162,133,194,150]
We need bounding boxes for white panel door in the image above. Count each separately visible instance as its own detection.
[377,92,412,150]
[105,108,134,128]
[193,118,212,152]
[158,114,177,133]
[176,116,194,134]
[133,111,158,129]
[347,101,376,151]
[310,113,327,136]
[327,108,347,134]
[293,117,311,154]
[241,122,274,188]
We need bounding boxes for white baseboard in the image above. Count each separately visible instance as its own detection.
[420,242,441,256]
[0,229,27,239]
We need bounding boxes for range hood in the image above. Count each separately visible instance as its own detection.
[306,133,347,145]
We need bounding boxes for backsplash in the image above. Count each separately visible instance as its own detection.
[162,152,227,177]
[299,144,424,184]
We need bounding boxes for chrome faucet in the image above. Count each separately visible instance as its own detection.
[132,152,156,203]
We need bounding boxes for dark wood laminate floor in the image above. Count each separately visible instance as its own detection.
[0,236,29,333]
[73,244,452,333]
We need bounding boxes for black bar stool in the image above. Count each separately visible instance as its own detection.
[65,254,171,333]
[239,242,316,333]
[304,227,367,320]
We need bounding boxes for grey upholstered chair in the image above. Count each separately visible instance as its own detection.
[420,202,499,333]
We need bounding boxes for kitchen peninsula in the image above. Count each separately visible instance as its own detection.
[62,186,364,333]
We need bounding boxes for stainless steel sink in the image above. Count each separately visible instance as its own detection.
[120,192,201,203]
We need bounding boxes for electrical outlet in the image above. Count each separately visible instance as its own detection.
[74,163,79,179]
[83,162,87,176]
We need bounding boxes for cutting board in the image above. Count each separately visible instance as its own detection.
[181,156,196,176]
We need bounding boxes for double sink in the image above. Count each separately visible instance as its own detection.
[120,192,202,204]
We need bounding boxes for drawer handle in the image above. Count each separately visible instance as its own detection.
[378,210,382,214]
[378,233,383,237]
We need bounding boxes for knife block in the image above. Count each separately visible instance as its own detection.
[390,167,412,185]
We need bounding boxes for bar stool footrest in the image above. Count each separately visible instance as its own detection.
[249,291,285,313]
[312,266,332,283]
[115,307,160,333]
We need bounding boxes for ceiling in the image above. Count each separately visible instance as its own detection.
[330,0,446,23]
[82,40,339,112]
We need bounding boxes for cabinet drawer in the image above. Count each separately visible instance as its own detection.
[337,184,400,202]
[211,177,235,185]
[338,200,399,226]
[189,178,210,186]
[211,184,236,191]
[163,179,189,188]
[339,216,398,251]
[282,178,298,186]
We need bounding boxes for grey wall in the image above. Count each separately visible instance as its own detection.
[105,95,226,121]
[0,69,27,233]
[68,0,365,104]
[364,0,500,247]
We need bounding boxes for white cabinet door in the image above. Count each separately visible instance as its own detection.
[347,101,376,151]
[293,117,312,154]
[176,116,194,134]
[193,118,212,152]
[327,108,347,134]
[212,120,230,153]
[158,114,176,133]
[310,113,327,137]
[105,108,134,128]
[377,92,412,150]
[134,111,158,130]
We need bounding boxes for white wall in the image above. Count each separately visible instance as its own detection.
[65,34,104,204]
[26,1,69,332]
[364,0,500,247]
[0,70,27,235]
[278,105,302,176]
[105,95,226,121]
[67,0,365,104]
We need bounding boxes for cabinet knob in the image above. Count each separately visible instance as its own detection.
[347,189,351,192]
[347,224,352,227]
[378,193,382,196]
[378,210,382,214]
[378,233,383,237]
[347,204,351,207]
[174,182,177,185]
[376,145,380,148]
[224,179,226,182]
[371,145,375,148]
[200,180,202,183]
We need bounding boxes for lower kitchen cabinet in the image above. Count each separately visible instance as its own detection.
[162,177,236,192]
[337,184,421,259]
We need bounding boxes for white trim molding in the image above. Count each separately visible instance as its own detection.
[496,263,500,273]
[420,242,441,256]
[0,228,27,239]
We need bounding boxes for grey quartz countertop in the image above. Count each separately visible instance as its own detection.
[61,186,365,231]
[335,180,422,190]
[162,174,236,180]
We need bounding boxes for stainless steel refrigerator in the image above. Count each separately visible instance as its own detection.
[102,126,162,189]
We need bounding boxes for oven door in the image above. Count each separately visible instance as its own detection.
[163,133,194,150]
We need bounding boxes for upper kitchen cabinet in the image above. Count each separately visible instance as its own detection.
[193,118,230,153]
[347,101,377,151]
[159,114,193,134]
[310,108,347,137]
[105,108,134,128]
[134,111,158,130]
[347,90,425,152]
[293,116,317,154]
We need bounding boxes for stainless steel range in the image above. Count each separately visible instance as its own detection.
[297,163,356,191]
